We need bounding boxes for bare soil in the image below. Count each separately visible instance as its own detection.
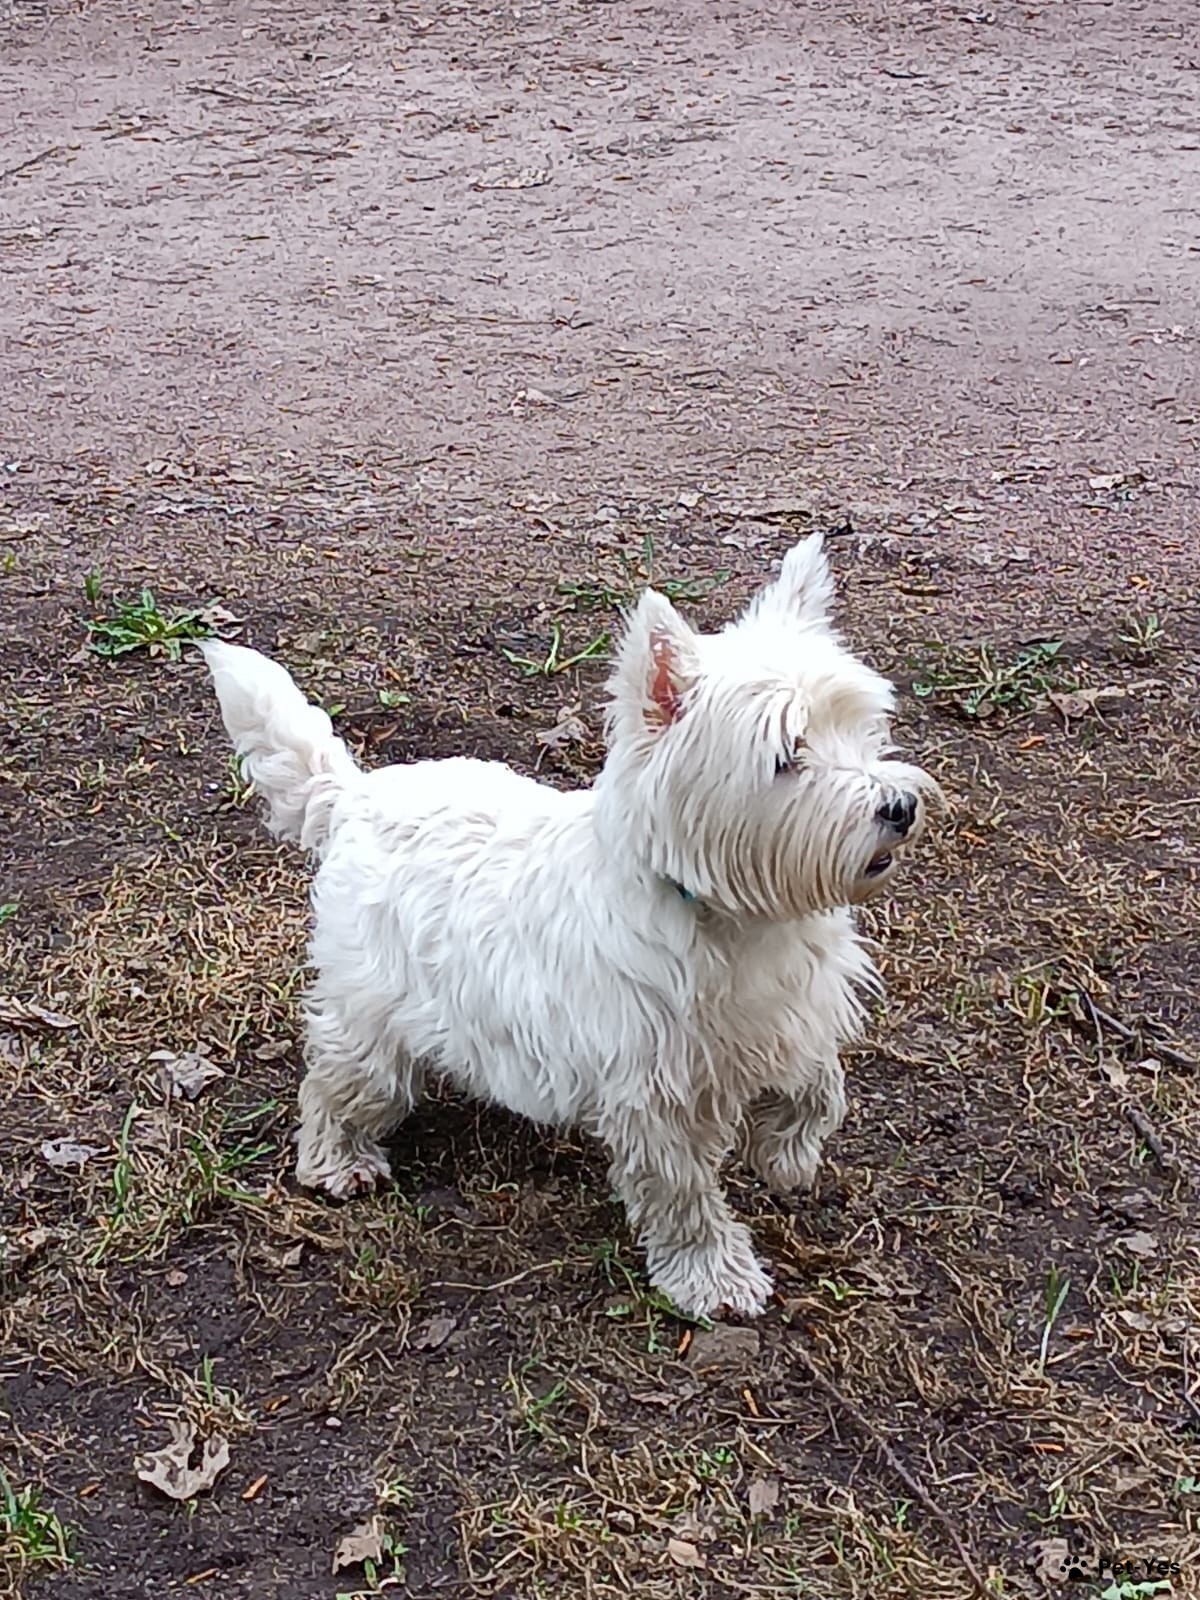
[2,3,1198,1598]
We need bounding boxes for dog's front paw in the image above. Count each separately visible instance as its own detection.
[745,1137,821,1196]
[648,1227,773,1320]
[321,1155,393,1200]
[296,1139,393,1201]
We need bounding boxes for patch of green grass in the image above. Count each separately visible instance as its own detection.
[693,1444,736,1481]
[506,1361,568,1441]
[0,1471,74,1574]
[224,753,255,807]
[334,1490,410,1598]
[1005,971,1072,1028]
[83,567,102,605]
[592,1238,712,1352]
[378,1477,413,1512]
[334,1528,407,1599]
[1108,1261,1141,1303]
[1038,1263,1071,1375]
[503,620,611,677]
[85,587,213,661]
[818,1274,871,1304]
[377,687,410,709]
[90,1107,274,1264]
[558,532,729,611]
[186,1354,254,1433]
[1118,612,1165,660]
[912,640,1067,720]
[0,900,18,927]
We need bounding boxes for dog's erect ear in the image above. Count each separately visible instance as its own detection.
[744,533,835,627]
[612,589,700,734]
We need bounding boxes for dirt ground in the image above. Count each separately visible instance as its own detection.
[2,1,1199,1596]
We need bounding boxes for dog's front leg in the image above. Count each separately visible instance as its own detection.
[738,1054,846,1195]
[604,1111,773,1320]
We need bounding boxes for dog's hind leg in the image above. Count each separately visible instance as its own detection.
[604,1108,773,1320]
[295,1002,425,1200]
[738,1056,846,1195]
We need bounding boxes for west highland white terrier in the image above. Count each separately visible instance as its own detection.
[201,534,935,1318]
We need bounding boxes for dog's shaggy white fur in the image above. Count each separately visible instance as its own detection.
[201,535,934,1318]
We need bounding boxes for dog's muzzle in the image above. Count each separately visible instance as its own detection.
[865,790,921,878]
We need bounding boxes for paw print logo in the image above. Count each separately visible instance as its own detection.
[1056,1550,1103,1583]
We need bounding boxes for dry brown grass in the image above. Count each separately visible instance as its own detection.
[3,522,1199,1600]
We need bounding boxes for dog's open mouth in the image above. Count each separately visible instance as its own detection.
[864,850,893,878]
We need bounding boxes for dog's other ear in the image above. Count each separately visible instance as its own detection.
[744,533,835,627]
[611,589,700,734]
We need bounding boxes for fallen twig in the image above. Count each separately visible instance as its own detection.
[0,145,62,184]
[1125,1104,1179,1178]
[425,1260,565,1294]
[787,1338,991,1600]
[1079,990,1195,1073]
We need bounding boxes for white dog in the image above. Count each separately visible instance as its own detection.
[201,535,934,1318]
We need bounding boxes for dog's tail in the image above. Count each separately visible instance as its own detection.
[200,640,359,854]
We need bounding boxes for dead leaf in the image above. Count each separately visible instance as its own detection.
[513,386,560,408]
[0,997,77,1031]
[473,164,552,191]
[747,1475,781,1520]
[536,705,589,752]
[135,1419,231,1501]
[149,1048,226,1101]
[718,528,767,550]
[1089,470,1145,492]
[195,602,242,634]
[1099,1058,1129,1090]
[1118,1307,1185,1336]
[666,1537,706,1570]
[1120,1229,1158,1258]
[1030,1536,1070,1581]
[410,1314,457,1352]
[629,1388,690,1408]
[256,1242,303,1271]
[1048,685,1125,720]
[332,1518,385,1575]
[253,1039,293,1062]
[41,1138,100,1170]
[1117,1308,1154,1333]
[685,1325,761,1376]
[1112,1470,1152,1495]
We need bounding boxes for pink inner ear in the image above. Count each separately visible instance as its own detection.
[647,633,682,727]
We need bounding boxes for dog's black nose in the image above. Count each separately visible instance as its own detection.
[878,792,918,836]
